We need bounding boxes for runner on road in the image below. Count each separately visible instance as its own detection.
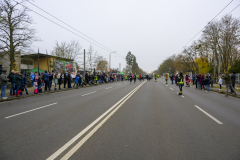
[177,72,184,95]
[165,74,168,84]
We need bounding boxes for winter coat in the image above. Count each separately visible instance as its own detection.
[75,76,79,84]
[222,74,231,85]
[49,74,53,81]
[21,76,27,86]
[58,76,63,85]
[0,73,9,86]
[231,74,236,85]
[67,74,72,81]
[30,74,35,81]
[64,73,68,82]
[205,76,210,85]
[192,75,196,81]
[218,78,222,85]
[43,73,52,81]
[85,73,89,80]
[54,75,59,84]
[8,73,15,83]
[15,74,23,86]
[198,75,203,83]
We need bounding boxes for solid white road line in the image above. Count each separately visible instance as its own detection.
[81,91,96,96]
[5,103,58,119]
[105,87,112,89]
[194,105,223,124]
[170,88,174,90]
[181,96,185,98]
[47,82,146,160]
[60,81,146,160]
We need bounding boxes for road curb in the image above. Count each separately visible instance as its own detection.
[0,81,118,103]
[210,88,240,98]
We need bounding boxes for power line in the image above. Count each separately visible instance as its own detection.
[23,0,115,52]
[176,0,233,54]
[229,3,240,14]
[22,0,127,58]
[12,0,113,53]
[113,52,125,59]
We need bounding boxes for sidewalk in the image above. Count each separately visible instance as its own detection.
[190,83,240,97]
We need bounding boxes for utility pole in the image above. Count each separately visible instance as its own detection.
[38,48,39,75]
[218,52,220,75]
[109,51,116,72]
[109,54,111,72]
[84,49,85,77]
[119,63,121,72]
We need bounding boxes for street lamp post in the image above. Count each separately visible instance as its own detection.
[109,51,116,72]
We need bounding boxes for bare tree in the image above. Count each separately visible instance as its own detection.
[0,0,37,72]
[96,58,108,72]
[51,40,82,61]
[86,45,98,70]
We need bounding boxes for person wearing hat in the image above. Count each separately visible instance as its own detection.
[0,70,9,99]
[222,71,237,97]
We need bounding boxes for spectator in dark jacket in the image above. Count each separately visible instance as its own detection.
[205,73,210,92]
[231,72,236,89]
[0,70,9,99]
[49,71,54,91]
[15,71,23,96]
[85,72,89,84]
[20,74,29,95]
[222,72,237,97]
[43,70,52,91]
[63,71,68,88]
[58,74,62,90]
[192,75,196,85]
[8,70,16,95]
[67,71,72,88]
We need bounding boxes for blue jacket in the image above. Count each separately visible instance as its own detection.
[75,76,79,83]
[21,76,27,86]
[192,76,196,81]
[30,74,35,81]
[43,73,52,81]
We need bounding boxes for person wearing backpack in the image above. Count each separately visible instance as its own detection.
[0,70,9,99]
[8,70,16,96]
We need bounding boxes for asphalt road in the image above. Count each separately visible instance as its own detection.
[0,79,240,160]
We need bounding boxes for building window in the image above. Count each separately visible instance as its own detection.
[21,59,33,65]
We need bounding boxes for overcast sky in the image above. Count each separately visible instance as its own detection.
[24,0,239,73]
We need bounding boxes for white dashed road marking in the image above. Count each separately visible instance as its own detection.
[5,102,58,119]
[81,91,96,96]
[194,105,223,124]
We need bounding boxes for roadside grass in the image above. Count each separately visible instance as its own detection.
[213,86,240,92]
